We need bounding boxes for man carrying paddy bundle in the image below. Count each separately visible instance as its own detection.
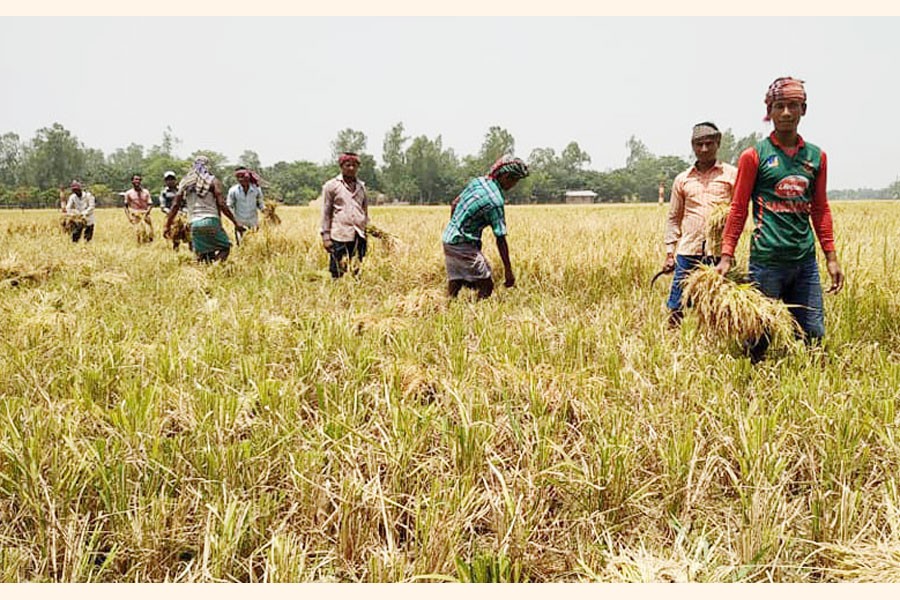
[159,171,191,251]
[124,174,155,243]
[321,152,369,279]
[65,180,95,243]
[164,156,246,263]
[442,157,528,300]
[715,76,845,363]
[227,166,265,245]
[663,122,737,328]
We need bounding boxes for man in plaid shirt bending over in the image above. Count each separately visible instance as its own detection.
[442,157,529,300]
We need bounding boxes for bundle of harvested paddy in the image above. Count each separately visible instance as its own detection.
[0,253,53,286]
[60,214,86,234]
[704,201,731,258]
[262,199,281,227]
[682,265,800,346]
[165,213,191,248]
[366,223,402,252]
[130,212,154,244]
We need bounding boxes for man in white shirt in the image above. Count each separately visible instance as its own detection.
[65,180,96,243]
[226,167,264,245]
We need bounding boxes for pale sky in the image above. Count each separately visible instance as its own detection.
[1,16,897,189]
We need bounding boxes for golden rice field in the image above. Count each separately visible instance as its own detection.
[0,202,899,582]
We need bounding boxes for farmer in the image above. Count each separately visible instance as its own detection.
[663,122,737,328]
[159,170,191,251]
[65,180,95,243]
[227,166,264,245]
[124,173,154,243]
[320,152,369,278]
[715,77,845,362]
[164,157,245,263]
[442,157,528,300]
[158,170,180,214]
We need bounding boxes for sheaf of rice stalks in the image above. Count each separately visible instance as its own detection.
[366,223,403,252]
[131,212,154,243]
[816,542,900,582]
[682,265,801,346]
[705,201,731,258]
[60,214,86,234]
[165,214,191,246]
[0,253,53,285]
[262,199,282,227]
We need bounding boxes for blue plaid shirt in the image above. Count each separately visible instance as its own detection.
[442,177,507,245]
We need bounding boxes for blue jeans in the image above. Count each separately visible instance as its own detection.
[666,254,717,311]
[749,255,825,340]
[746,255,825,361]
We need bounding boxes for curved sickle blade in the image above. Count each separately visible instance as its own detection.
[650,269,670,287]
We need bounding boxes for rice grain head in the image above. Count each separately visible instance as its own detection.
[705,202,731,258]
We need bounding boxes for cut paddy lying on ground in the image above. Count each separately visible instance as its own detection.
[0,202,899,582]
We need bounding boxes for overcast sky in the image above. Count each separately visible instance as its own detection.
[1,17,897,189]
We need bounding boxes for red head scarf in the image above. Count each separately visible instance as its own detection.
[764,77,807,121]
[338,153,360,166]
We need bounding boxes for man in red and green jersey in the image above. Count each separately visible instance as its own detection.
[715,77,845,362]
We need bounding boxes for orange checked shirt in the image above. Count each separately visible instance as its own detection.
[664,160,737,256]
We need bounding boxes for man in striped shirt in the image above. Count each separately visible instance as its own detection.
[442,157,529,300]
[321,152,369,279]
[663,121,737,328]
[715,77,845,363]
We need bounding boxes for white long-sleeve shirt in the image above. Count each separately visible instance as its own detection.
[66,191,96,225]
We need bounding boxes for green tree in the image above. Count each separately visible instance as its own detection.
[23,123,86,189]
[381,122,416,201]
[718,129,764,165]
[238,150,262,172]
[888,177,900,200]
[330,128,368,161]
[267,160,328,205]
[405,135,460,204]
[560,141,591,172]
[625,135,653,168]
[0,132,22,187]
[478,126,516,173]
[106,143,147,189]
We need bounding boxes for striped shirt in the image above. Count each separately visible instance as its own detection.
[665,160,737,256]
[442,176,507,246]
[321,174,368,242]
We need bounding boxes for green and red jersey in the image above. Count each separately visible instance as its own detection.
[721,133,836,265]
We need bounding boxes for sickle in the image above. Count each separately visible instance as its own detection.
[650,268,673,287]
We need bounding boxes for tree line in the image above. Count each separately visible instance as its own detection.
[1,122,895,210]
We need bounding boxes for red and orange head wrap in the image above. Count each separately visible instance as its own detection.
[338,152,360,166]
[234,167,261,186]
[764,77,807,121]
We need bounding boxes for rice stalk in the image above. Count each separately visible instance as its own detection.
[262,200,282,227]
[705,201,731,258]
[366,223,402,252]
